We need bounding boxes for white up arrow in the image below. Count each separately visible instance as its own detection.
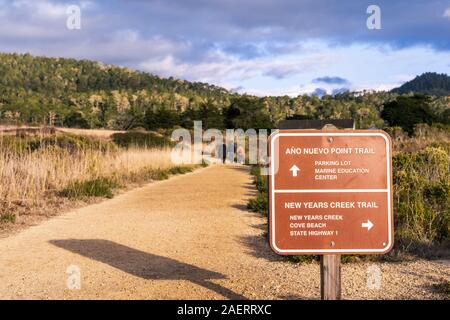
[290,165,300,177]
[362,220,374,231]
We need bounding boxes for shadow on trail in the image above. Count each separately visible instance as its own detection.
[225,166,283,263]
[230,203,250,211]
[231,205,283,262]
[50,239,246,300]
[239,234,283,262]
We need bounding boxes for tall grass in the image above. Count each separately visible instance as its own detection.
[389,124,450,154]
[393,146,449,251]
[0,133,180,217]
[111,131,174,149]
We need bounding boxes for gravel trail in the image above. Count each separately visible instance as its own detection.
[0,165,447,299]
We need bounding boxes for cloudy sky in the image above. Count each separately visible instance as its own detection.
[0,0,449,96]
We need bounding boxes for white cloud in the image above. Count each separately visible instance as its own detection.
[12,0,67,19]
[114,30,140,43]
[140,46,333,85]
[444,8,450,18]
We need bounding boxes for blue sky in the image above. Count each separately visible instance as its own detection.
[0,0,449,96]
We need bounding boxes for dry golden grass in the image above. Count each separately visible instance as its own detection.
[0,126,124,139]
[392,124,450,154]
[56,127,124,138]
[0,145,174,210]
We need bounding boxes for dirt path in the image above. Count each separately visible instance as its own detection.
[0,165,448,299]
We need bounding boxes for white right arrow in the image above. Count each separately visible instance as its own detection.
[290,165,300,177]
[362,220,374,231]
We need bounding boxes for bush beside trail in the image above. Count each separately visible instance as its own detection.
[247,166,267,214]
[60,165,196,199]
[393,146,449,255]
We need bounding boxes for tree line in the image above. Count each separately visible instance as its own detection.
[0,53,448,133]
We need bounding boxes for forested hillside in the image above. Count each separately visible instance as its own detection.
[392,72,450,96]
[0,53,448,131]
[0,53,233,129]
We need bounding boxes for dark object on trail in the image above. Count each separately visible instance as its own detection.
[278,119,354,130]
[216,143,227,163]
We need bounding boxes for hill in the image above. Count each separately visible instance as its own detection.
[0,52,233,128]
[0,53,230,96]
[391,72,450,96]
[0,53,447,131]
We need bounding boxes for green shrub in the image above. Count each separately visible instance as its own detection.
[393,146,450,251]
[247,165,268,214]
[36,134,115,152]
[289,255,319,263]
[250,165,267,193]
[429,141,450,154]
[60,177,119,199]
[0,213,16,223]
[168,166,194,175]
[112,131,174,149]
[250,166,261,177]
[254,174,267,193]
[151,169,170,181]
[131,166,195,182]
[247,192,268,214]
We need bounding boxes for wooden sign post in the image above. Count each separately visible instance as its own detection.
[320,254,341,300]
[321,125,341,301]
[268,127,393,300]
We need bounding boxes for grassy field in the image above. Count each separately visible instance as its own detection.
[0,128,196,230]
[0,125,124,138]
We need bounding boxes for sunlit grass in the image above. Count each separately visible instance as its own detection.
[0,133,182,219]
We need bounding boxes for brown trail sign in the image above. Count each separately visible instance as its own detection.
[268,130,394,255]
